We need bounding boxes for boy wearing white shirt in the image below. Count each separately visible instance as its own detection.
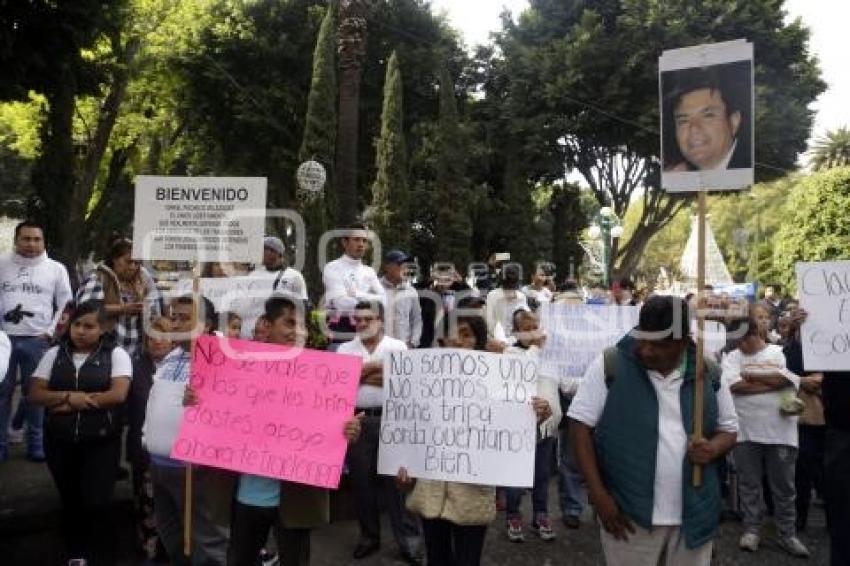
[338,301,422,564]
[249,236,308,301]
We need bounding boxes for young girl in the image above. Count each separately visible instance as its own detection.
[397,314,549,566]
[504,309,560,542]
[29,301,132,566]
[222,311,243,339]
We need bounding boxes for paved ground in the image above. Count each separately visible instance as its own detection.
[0,443,830,565]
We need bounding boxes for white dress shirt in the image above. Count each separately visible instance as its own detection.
[322,255,386,312]
[337,334,407,408]
[569,354,738,526]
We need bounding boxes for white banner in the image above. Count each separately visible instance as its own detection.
[541,305,640,380]
[796,261,850,371]
[377,349,537,487]
[133,176,267,262]
[173,276,277,339]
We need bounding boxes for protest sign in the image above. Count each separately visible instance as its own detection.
[377,349,538,488]
[133,176,267,262]
[541,304,640,380]
[174,276,277,339]
[659,40,754,192]
[171,335,362,489]
[796,261,850,371]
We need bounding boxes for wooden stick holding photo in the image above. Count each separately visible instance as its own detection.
[184,266,200,557]
[693,190,707,487]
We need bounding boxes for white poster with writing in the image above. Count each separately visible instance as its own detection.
[541,304,640,381]
[174,276,277,339]
[377,349,538,487]
[796,261,850,371]
[133,176,267,262]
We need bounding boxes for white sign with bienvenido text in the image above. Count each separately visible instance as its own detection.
[133,176,267,262]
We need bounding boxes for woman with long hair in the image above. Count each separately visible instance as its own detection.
[76,236,161,356]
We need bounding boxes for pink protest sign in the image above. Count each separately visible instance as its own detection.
[171,335,362,489]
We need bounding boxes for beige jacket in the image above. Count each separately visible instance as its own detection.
[407,479,496,526]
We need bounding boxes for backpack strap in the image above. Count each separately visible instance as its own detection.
[603,347,619,389]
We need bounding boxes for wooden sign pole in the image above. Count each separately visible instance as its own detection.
[693,190,707,487]
[184,266,201,556]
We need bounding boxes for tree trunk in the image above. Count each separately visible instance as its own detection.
[30,65,78,279]
[335,1,367,225]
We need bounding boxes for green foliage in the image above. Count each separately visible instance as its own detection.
[368,51,410,250]
[299,4,337,300]
[810,127,850,171]
[491,0,825,276]
[773,167,850,292]
[435,65,472,268]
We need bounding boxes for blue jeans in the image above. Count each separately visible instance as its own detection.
[0,335,49,452]
[506,437,555,519]
[558,404,587,518]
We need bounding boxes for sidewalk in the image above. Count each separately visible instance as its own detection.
[0,445,831,565]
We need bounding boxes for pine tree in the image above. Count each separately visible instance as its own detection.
[298,4,337,300]
[368,51,409,251]
[435,64,472,268]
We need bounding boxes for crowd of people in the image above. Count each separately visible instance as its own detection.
[0,220,848,566]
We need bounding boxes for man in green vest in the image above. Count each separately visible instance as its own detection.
[569,295,738,565]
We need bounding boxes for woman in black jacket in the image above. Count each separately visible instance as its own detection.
[30,301,132,566]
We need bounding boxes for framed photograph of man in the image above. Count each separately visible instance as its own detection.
[659,40,754,192]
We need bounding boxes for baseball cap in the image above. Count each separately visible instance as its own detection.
[384,250,412,264]
[264,236,285,256]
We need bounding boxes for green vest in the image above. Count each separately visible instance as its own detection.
[594,335,721,549]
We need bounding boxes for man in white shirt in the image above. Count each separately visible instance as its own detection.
[485,263,528,342]
[337,301,421,564]
[569,296,738,565]
[722,316,809,557]
[521,263,555,309]
[0,220,73,462]
[250,236,308,301]
[322,224,386,343]
[380,250,422,349]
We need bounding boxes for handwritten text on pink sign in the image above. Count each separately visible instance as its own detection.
[171,335,362,488]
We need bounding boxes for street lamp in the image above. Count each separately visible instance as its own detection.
[589,206,624,288]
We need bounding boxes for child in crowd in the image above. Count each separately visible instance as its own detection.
[29,301,132,566]
[504,309,561,542]
[397,314,551,565]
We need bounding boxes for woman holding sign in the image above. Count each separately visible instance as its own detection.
[396,314,553,566]
[29,301,132,566]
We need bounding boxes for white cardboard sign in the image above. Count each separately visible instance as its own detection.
[541,304,640,381]
[796,261,850,371]
[133,176,267,262]
[377,349,537,487]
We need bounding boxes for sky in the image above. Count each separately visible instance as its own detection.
[431,0,849,145]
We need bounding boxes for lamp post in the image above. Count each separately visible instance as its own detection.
[588,206,624,288]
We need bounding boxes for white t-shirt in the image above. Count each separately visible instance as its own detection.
[337,334,407,408]
[0,252,73,337]
[485,288,528,338]
[569,354,738,526]
[250,267,308,300]
[33,344,132,380]
[721,344,799,447]
[521,285,553,305]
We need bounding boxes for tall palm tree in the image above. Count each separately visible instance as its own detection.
[810,127,850,171]
[335,0,368,224]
